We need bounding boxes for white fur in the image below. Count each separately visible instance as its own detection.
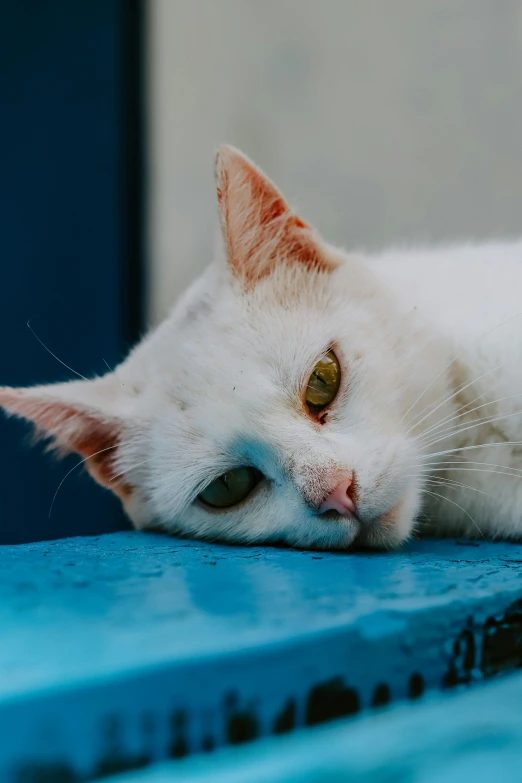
[116,236,522,548]
[3,149,522,549]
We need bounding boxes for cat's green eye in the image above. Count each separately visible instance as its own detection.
[305,349,341,414]
[199,467,263,509]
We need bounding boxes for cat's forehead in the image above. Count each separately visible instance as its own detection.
[125,274,347,456]
[157,268,337,376]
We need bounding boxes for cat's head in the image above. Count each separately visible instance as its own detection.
[0,147,450,550]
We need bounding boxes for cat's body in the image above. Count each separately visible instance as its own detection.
[1,147,521,549]
[370,241,522,540]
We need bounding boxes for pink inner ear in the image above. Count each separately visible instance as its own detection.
[218,150,295,231]
[249,173,288,227]
[0,388,109,451]
[216,145,333,284]
[0,387,131,500]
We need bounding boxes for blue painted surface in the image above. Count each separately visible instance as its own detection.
[1,532,522,780]
[0,0,140,543]
[109,671,522,783]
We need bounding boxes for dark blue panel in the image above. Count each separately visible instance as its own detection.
[0,1,142,542]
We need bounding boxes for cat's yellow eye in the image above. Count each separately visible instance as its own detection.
[199,467,263,509]
[305,349,341,414]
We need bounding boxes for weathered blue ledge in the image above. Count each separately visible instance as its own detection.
[109,670,522,783]
[1,531,522,782]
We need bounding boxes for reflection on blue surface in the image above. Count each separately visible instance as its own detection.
[1,533,522,694]
[0,532,521,781]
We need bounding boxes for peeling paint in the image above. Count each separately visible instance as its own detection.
[305,678,360,725]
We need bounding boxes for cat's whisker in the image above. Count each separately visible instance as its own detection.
[403,307,522,434]
[49,436,150,518]
[413,391,522,444]
[419,440,522,461]
[406,355,522,441]
[414,395,479,441]
[416,411,497,447]
[419,408,522,450]
[415,519,432,529]
[413,458,522,471]
[417,509,432,524]
[415,375,506,437]
[109,452,176,483]
[422,476,489,497]
[404,368,487,436]
[404,363,503,439]
[420,488,485,541]
[27,320,89,382]
[417,393,522,443]
[414,466,522,481]
[411,459,522,475]
[49,443,121,518]
[399,354,460,428]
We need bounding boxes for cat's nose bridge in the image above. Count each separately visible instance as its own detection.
[259,419,357,511]
[287,450,356,513]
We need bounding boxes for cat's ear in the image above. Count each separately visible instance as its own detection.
[215,145,339,285]
[0,376,132,502]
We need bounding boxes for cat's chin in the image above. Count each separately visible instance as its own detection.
[290,514,362,551]
[354,493,419,550]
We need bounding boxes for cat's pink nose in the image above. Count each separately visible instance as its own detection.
[320,477,357,517]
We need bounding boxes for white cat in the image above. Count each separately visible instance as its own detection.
[2,146,522,550]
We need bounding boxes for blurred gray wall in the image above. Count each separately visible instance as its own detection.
[147,0,522,323]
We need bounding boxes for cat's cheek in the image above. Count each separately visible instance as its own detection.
[357,482,421,549]
[121,492,151,530]
[379,494,418,544]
